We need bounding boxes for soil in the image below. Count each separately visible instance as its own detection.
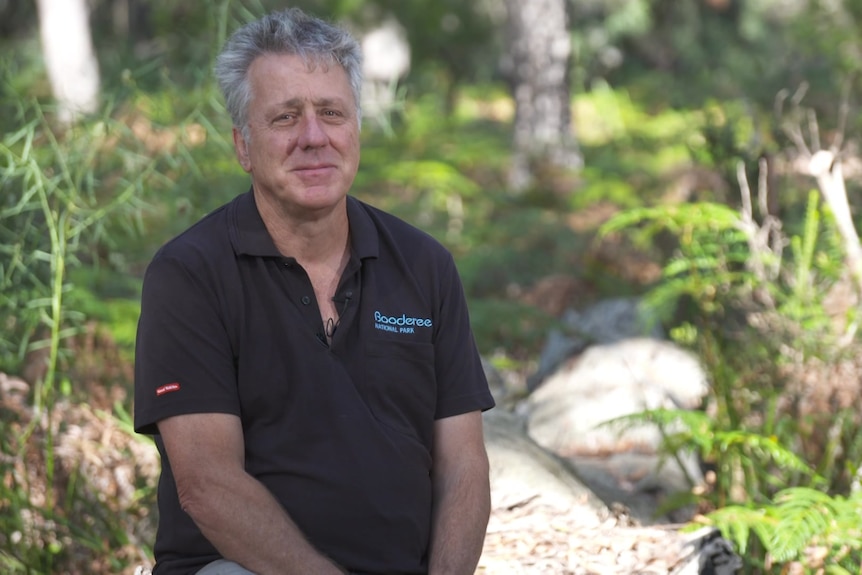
[479,499,710,574]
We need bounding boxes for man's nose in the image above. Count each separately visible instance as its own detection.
[297,114,328,149]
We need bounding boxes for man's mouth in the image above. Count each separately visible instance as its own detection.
[294,164,334,176]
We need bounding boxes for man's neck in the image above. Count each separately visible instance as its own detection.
[254,189,350,264]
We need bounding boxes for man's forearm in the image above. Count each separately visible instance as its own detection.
[181,469,345,575]
[428,460,491,575]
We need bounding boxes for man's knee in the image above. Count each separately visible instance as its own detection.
[196,559,257,575]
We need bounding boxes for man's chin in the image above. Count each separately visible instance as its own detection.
[287,190,349,216]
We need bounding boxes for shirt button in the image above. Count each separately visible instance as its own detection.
[301,296,311,305]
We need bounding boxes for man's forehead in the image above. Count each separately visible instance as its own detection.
[252,51,336,72]
[249,54,349,86]
[245,53,357,118]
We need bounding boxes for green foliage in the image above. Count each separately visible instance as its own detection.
[468,298,558,359]
[600,186,846,348]
[355,91,587,359]
[370,0,498,107]
[63,269,143,364]
[780,191,846,334]
[4,1,862,572]
[0,95,158,574]
[575,84,705,207]
[0,101,148,380]
[599,202,754,319]
[0,401,158,575]
[576,83,701,149]
[603,408,820,508]
[601,161,862,571]
[706,487,862,571]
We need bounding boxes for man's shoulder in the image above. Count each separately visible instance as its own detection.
[151,196,238,266]
[350,196,451,257]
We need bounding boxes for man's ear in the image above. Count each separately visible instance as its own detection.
[233,127,252,172]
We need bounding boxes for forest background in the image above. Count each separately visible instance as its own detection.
[2,0,862,573]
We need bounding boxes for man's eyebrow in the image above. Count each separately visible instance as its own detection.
[272,97,350,110]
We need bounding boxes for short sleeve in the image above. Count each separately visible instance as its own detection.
[432,253,495,419]
[134,253,239,435]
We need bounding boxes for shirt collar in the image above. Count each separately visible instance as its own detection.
[228,189,378,261]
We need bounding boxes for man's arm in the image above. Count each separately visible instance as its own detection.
[428,410,491,575]
[157,413,345,575]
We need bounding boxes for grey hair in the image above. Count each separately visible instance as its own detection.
[214,8,363,138]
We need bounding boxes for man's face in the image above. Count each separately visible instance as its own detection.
[234,53,360,215]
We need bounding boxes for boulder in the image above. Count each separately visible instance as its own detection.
[529,297,664,390]
[484,408,604,514]
[480,405,741,573]
[525,337,709,523]
[527,337,708,456]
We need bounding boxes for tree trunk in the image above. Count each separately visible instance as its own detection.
[503,0,582,193]
[110,0,154,47]
[36,0,101,125]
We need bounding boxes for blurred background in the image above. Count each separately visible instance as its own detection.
[2,0,862,573]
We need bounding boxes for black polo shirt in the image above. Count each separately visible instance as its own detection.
[134,191,494,575]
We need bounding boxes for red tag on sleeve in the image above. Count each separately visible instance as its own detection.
[156,382,181,396]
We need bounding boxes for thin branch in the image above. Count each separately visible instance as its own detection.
[807,109,821,152]
[757,156,769,219]
[790,82,809,107]
[739,161,754,223]
[783,123,811,157]
[736,161,781,303]
[777,83,862,310]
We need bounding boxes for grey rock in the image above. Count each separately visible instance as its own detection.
[527,337,708,456]
[483,408,605,514]
[528,329,589,391]
[480,458,743,573]
[529,297,665,390]
[524,337,709,523]
[561,296,665,344]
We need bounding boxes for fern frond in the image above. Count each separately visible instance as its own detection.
[598,202,744,239]
[599,408,709,441]
[705,487,862,568]
[768,487,835,561]
[712,431,815,477]
[792,190,821,299]
[701,505,776,555]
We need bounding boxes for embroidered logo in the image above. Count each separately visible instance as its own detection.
[156,382,181,396]
[373,310,432,334]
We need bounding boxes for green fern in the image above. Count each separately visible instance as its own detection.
[598,202,744,238]
[700,505,775,555]
[600,407,823,519]
[703,487,862,570]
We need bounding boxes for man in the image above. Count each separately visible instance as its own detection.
[134,7,495,575]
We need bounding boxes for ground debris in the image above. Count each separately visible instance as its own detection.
[478,500,716,574]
